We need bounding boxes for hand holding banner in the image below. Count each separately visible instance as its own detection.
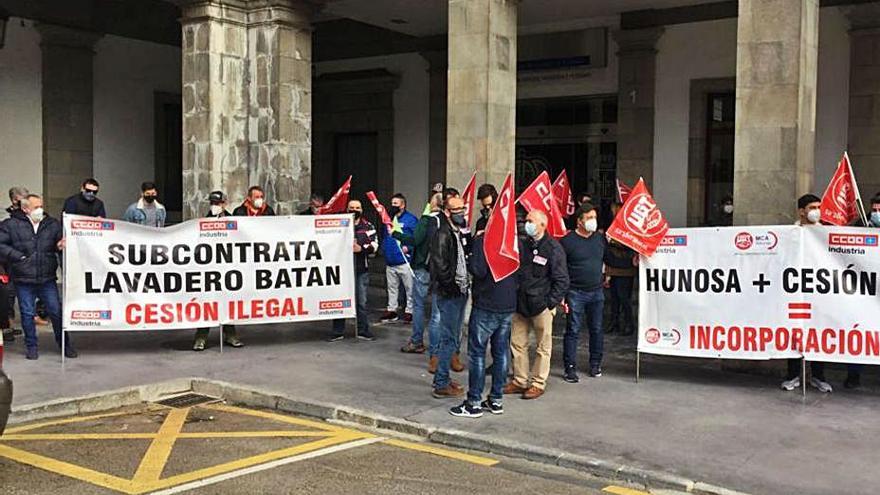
[820,152,866,226]
[366,191,392,227]
[552,170,576,217]
[517,171,568,238]
[317,176,352,214]
[484,174,520,282]
[607,178,669,257]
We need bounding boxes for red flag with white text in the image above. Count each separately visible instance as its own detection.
[365,191,392,227]
[484,174,520,282]
[516,171,568,238]
[616,179,632,204]
[552,170,576,217]
[820,153,864,226]
[461,172,477,228]
[316,176,352,214]
[607,178,669,257]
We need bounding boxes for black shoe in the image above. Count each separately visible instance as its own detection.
[327,335,344,342]
[357,333,376,341]
[26,347,38,360]
[2,330,14,343]
[589,366,602,378]
[449,401,483,418]
[563,367,579,383]
[844,373,861,390]
[64,347,78,359]
[480,399,504,415]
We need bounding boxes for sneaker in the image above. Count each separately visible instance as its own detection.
[480,399,504,415]
[589,366,603,378]
[224,336,244,348]
[780,376,801,391]
[12,328,22,336]
[432,383,465,399]
[563,367,579,383]
[809,377,833,393]
[449,401,483,418]
[380,311,398,323]
[401,313,413,324]
[25,347,38,360]
[357,333,376,341]
[327,335,344,343]
[193,337,207,351]
[844,373,861,390]
[400,341,426,353]
[64,346,78,359]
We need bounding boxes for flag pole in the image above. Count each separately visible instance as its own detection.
[846,152,870,226]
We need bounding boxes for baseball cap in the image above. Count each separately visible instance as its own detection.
[208,191,227,204]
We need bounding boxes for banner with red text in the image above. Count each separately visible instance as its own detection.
[639,225,880,365]
[63,214,356,331]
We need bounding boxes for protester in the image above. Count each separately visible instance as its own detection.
[329,199,378,342]
[380,193,417,324]
[193,191,242,350]
[844,193,880,389]
[0,265,12,342]
[474,183,498,236]
[604,202,638,336]
[299,193,325,215]
[401,191,443,355]
[718,195,734,226]
[2,186,28,337]
[449,229,519,418]
[782,193,831,393]
[430,196,470,398]
[505,210,569,399]
[559,203,607,382]
[123,182,166,227]
[62,178,106,218]
[0,194,73,359]
[233,185,276,217]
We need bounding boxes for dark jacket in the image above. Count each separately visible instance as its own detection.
[0,210,63,285]
[232,202,276,217]
[517,234,569,317]
[430,217,467,298]
[604,241,637,277]
[469,235,518,313]
[412,212,441,271]
[353,217,379,273]
[63,193,106,218]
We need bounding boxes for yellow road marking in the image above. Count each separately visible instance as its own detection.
[1,431,336,441]
[201,403,346,432]
[0,443,134,493]
[603,486,651,495]
[4,409,139,434]
[382,438,499,466]
[132,407,190,483]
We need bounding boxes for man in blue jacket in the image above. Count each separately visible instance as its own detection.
[380,193,418,323]
[0,194,74,359]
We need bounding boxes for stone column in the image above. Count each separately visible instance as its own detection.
[422,50,448,189]
[844,4,880,201]
[446,0,517,191]
[733,0,819,225]
[614,27,663,189]
[36,24,102,215]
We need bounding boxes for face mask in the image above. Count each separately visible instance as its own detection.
[806,209,821,224]
[723,204,734,214]
[525,221,538,238]
[583,218,598,233]
[349,210,362,220]
[388,206,401,218]
[144,195,157,204]
[450,213,466,227]
[481,207,490,219]
[29,208,44,222]
[252,198,264,208]
[83,191,97,202]
[210,205,223,216]
[870,211,880,227]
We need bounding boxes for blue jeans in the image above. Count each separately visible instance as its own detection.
[333,272,371,337]
[427,293,442,356]
[564,288,604,370]
[433,294,467,389]
[466,307,512,405]
[17,281,70,350]
[410,268,431,346]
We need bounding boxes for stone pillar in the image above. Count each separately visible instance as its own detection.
[422,50,448,189]
[844,4,880,202]
[446,0,517,191]
[36,24,102,215]
[733,0,819,225]
[614,27,663,189]
[179,0,314,219]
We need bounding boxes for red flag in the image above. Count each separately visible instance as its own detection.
[484,174,520,282]
[616,179,632,204]
[820,152,863,226]
[607,178,669,257]
[516,171,568,238]
[552,170,576,217]
[461,172,477,228]
[316,176,352,214]
[365,191,392,227]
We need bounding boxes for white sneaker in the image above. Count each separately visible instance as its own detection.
[781,376,801,391]
[809,377,833,393]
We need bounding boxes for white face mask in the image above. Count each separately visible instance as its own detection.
[252,198,264,208]
[29,207,44,222]
[806,209,821,224]
[210,205,223,215]
[583,218,598,233]
[723,204,734,214]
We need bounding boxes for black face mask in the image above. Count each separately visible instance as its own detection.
[451,213,467,227]
[349,211,362,220]
[388,206,401,217]
[82,191,97,202]
[144,195,157,204]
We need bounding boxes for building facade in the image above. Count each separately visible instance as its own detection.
[0,0,878,226]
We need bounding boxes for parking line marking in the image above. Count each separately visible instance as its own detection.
[0,443,134,493]
[201,403,346,432]
[145,436,385,495]
[0,431,336,441]
[133,408,190,483]
[382,438,499,466]
[603,486,651,495]
[4,410,138,434]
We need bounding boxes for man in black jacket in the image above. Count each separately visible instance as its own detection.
[429,196,469,399]
[329,199,378,342]
[62,178,106,218]
[504,210,568,400]
[0,194,74,360]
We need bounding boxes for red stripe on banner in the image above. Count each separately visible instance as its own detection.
[788,303,811,310]
[788,313,812,319]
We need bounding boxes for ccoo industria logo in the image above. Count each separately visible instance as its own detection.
[71,220,115,231]
[319,299,352,310]
[199,220,238,231]
[315,218,350,229]
[660,235,688,247]
[71,310,112,320]
[829,233,878,247]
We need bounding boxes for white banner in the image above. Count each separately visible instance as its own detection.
[639,225,880,365]
[63,214,356,331]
